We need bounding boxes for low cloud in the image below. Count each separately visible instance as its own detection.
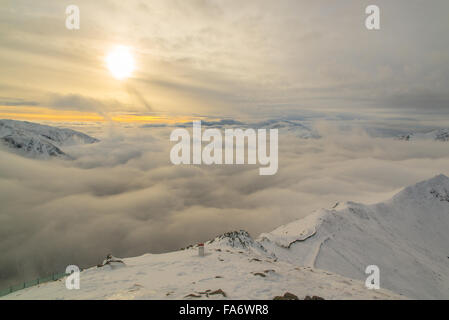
[0,98,39,106]
[46,93,119,113]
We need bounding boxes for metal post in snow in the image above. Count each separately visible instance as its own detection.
[198,243,205,257]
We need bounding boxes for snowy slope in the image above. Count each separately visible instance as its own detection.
[398,128,449,141]
[2,231,402,300]
[0,119,98,158]
[4,176,448,300]
[259,174,449,299]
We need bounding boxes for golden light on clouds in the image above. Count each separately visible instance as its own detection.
[0,106,104,122]
[106,46,135,80]
[0,106,207,124]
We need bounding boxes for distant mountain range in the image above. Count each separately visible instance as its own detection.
[398,128,449,141]
[253,119,320,139]
[169,119,320,139]
[0,119,98,159]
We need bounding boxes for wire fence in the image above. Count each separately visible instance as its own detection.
[0,270,79,298]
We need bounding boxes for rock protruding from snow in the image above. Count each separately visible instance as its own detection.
[98,254,126,270]
[0,119,98,158]
[258,174,449,299]
[208,230,268,253]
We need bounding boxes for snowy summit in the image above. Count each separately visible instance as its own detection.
[0,119,98,158]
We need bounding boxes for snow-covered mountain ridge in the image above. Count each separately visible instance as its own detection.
[2,232,402,300]
[259,174,449,299]
[0,119,98,158]
[4,175,449,300]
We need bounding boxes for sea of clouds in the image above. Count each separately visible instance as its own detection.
[1,121,449,288]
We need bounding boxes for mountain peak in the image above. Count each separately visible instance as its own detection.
[0,119,98,159]
[208,230,269,254]
[258,174,449,299]
[424,173,449,184]
[393,174,449,203]
[208,230,254,248]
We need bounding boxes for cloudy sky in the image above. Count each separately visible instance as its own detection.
[1,0,448,123]
[1,1,449,288]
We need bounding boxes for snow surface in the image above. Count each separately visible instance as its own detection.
[2,232,402,300]
[0,119,98,158]
[3,175,449,300]
[259,174,449,299]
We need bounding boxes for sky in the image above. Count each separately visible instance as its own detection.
[1,1,449,289]
[1,0,449,123]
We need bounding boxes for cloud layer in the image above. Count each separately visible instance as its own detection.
[1,122,449,287]
[1,0,449,118]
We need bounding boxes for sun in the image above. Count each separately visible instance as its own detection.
[106,46,135,80]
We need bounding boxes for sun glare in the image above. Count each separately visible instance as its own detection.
[106,46,135,80]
